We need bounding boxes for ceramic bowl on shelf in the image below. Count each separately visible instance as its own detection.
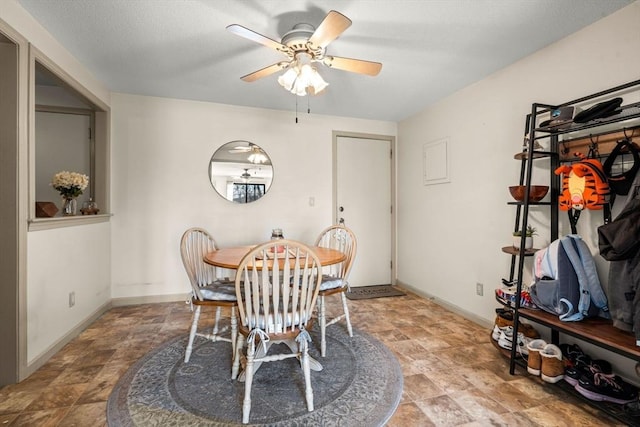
[509,185,549,202]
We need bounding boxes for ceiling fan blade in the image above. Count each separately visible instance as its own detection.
[240,62,290,82]
[226,24,292,55]
[308,10,352,49]
[323,56,382,76]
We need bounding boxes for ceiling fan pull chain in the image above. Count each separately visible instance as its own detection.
[307,96,311,115]
[295,96,299,124]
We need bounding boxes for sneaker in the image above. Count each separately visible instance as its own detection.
[491,324,505,341]
[492,311,540,340]
[559,343,587,368]
[495,287,537,309]
[526,339,547,376]
[540,344,564,383]
[575,372,638,405]
[494,308,515,328]
[498,327,530,356]
[564,356,612,387]
[491,322,516,341]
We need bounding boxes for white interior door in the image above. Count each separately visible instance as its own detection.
[336,136,392,287]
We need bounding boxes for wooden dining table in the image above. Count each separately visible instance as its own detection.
[203,245,346,269]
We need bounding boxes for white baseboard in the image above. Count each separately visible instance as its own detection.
[395,280,493,329]
[24,300,112,379]
[20,294,187,383]
[111,293,188,307]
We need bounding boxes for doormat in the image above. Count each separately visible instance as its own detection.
[346,285,407,300]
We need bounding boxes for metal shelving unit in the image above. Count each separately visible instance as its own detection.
[499,79,640,425]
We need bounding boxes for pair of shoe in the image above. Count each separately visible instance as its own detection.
[495,287,537,309]
[560,343,611,387]
[526,340,564,383]
[492,309,540,342]
[497,326,532,356]
[560,344,638,405]
[575,372,638,405]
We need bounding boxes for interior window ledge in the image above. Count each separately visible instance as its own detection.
[28,213,112,231]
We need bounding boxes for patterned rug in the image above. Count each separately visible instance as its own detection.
[107,325,402,426]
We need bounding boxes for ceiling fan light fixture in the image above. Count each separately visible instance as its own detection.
[277,67,298,91]
[308,67,329,94]
[248,152,268,164]
[277,62,328,96]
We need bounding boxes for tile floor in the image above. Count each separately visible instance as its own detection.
[0,289,626,426]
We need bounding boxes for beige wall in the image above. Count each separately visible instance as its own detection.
[397,1,640,379]
[1,0,112,369]
[110,93,396,299]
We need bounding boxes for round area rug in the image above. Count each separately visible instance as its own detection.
[107,326,402,426]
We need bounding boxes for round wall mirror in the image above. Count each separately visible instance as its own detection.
[209,141,273,203]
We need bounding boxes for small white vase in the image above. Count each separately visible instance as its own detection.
[513,236,533,250]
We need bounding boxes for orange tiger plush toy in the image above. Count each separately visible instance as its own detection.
[554,155,610,211]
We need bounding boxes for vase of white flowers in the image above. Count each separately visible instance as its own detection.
[51,171,89,216]
[61,197,77,216]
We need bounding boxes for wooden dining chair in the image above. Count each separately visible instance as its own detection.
[231,239,322,424]
[314,224,357,357]
[180,227,237,363]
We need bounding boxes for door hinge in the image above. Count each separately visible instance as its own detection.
[390,260,392,269]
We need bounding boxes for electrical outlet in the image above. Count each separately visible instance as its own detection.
[69,291,75,307]
[476,282,484,296]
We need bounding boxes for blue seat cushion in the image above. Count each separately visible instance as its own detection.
[320,275,345,291]
[199,281,237,301]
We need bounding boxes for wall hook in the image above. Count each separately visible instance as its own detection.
[588,134,599,158]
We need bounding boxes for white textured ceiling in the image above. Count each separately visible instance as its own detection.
[16,0,634,121]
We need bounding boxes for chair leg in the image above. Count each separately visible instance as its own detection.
[318,295,327,357]
[230,307,238,356]
[242,338,256,424]
[212,306,222,336]
[300,339,314,412]
[184,305,201,363]
[340,292,353,337]
[232,334,245,380]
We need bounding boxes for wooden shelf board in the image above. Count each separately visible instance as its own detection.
[501,246,537,256]
[517,308,640,361]
[513,151,556,160]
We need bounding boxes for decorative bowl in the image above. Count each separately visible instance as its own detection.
[509,185,549,202]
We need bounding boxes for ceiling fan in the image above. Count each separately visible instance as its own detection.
[229,143,270,164]
[228,142,258,154]
[236,168,264,181]
[226,10,382,95]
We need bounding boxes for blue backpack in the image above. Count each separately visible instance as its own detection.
[530,234,609,322]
